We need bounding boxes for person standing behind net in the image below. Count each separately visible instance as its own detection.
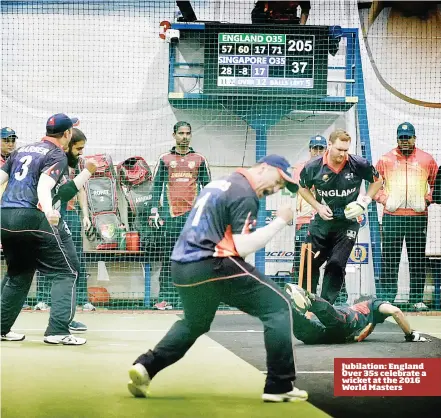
[128,155,308,403]
[0,113,86,345]
[298,129,383,304]
[148,121,211,310]
[375,122,438,311]
[291,135,326,282]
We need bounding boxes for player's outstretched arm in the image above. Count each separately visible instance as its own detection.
[378,303,429,342]
[232,204,292,258]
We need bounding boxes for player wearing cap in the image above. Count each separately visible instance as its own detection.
[147,121,211,310]
[128,155,309,403]
[0,113,86,345]
[1,127,17,166]
[298,129,383,304]
[285,284,430,344]
[292,135,327,280]
[375,122,438,311]
[0,128,18,200]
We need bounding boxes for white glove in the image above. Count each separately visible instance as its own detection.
[148,207,164,229]
[45,209,61,226]
[83,216,92,231]
[344,195,372,220]
[405,331,430,342]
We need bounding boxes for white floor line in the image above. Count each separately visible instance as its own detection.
[13,328,441,335]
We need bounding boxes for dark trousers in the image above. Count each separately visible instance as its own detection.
[1,208,79,336]
[292,296,349,344]
[36,209,88,305]
[302,218,359,304]
[133,257,296,394]
[157,213,188,302]
[379,214,427,304]
[292,223,309,281]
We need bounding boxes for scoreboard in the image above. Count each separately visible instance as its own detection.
[218,33,315,89]
[203,24,331,97]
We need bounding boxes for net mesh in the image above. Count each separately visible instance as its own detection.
[1,0,440,313]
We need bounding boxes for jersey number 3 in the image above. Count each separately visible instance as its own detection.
[192,192,211,227]
[14,156,33,181]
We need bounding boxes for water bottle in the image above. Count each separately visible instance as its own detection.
[118,225,127,250]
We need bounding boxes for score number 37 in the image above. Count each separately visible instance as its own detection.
[291,62,308,74]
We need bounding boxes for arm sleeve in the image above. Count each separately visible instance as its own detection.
[198,157,211,189]
[233,218,287,258]
[41,150,68,184]
[37,173,57,213]
[299,164,313,189]
[229,196,259,235]
[56,180,79,202]
[150,158,165,209]
[373,158,388,204]
[356,157,380,183]
[433,165,441,204]
[425,159,439,203]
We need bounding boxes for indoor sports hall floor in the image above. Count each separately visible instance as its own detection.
[1,311,440,418]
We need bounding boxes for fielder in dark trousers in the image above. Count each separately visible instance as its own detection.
[285,284,430,344]
[128,155,308,403]
[0,113,86,345]
[298,129,383,304]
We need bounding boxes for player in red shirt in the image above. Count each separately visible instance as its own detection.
[147,121,211,309]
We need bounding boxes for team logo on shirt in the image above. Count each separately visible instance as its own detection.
[170,160,178,168]
[188,161,195,169]
[344,172,354,180]
[346,229,357,240]
[322,174,329,182]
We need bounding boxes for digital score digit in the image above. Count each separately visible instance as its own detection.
[217,33,315,89]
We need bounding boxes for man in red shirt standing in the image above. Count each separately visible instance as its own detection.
[292,135,326,281]
[148,121,211,309]
[375,122,438,311]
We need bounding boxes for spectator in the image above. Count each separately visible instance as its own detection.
[298,129,382,304]
[34,128,97,332]
[1,127,17,166]
[292,135,327,282]
[147,121,211,310]
[375,122,438,311]
[251,1,311,25]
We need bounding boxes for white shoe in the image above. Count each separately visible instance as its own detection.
[262,387,309,403]
[285,284,312,314]
[128,363,151,398]
[413,302,429,312]
[34,302,50,311]
[44,335,87,345]
[82,302,96,312]
[1,331,25,341]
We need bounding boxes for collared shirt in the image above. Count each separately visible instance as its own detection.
[0,137,67,209]
[299,151,379,220]
[150,146,211,218]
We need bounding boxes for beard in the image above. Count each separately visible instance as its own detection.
[67,152,79,168]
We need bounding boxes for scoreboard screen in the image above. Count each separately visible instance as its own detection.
[217,33,315,89]
[204,24,331,97]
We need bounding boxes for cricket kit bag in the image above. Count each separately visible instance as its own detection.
[79,154,124,250]
[117,156,153,229]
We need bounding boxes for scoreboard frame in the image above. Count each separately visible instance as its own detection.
[203,24,331,98]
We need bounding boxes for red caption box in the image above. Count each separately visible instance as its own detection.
[334,358,441,396]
